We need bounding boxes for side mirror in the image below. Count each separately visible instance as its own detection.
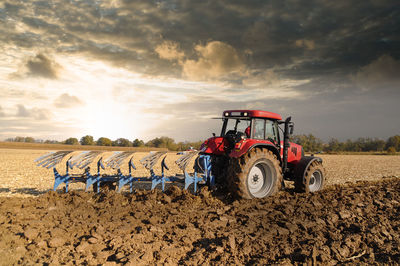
[212,133,216,137]
[289,124,294,135]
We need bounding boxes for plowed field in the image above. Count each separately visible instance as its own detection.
[0,149,399,265]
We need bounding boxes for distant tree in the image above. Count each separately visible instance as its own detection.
[146,136,176,150]
[14,136,25,142]
[369,138,385,151]
[291,134,323,152]
[112,138,132,147]
[80,135,95,145]
[97,137,112,146]
[176,141,189,151]
[24,137,35,143]
[386,135,400,151]
[132,138,145,147]
[44,139,59,144]
[64,137,79,145]
[325,138,342,152]
[387,146,397,155]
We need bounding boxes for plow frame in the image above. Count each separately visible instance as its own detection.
[35,151,214,194]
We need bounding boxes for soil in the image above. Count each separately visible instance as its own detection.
[0,178,399,265]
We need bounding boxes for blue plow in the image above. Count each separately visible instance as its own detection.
[35,150,214,194]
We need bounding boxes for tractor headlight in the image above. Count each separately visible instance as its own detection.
[224,112,229,116]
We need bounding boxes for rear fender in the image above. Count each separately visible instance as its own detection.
[293,156,323,181]
[248,144,281,163]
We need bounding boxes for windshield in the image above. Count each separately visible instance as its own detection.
[222,118,251,136]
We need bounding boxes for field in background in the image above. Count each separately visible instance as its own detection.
[0,148,399,197]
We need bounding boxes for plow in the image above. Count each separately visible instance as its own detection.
[35,150,214,194]
[35,109,326,199]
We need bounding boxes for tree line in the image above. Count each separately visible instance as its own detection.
[292,134,400,154]
[5,134,400,153]
[5,135,204,151]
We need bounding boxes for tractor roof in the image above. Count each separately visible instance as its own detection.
[222,110,282,120]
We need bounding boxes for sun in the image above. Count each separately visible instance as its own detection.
[81,101,143,141]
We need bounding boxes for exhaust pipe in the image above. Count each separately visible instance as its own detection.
[282,116,292,174]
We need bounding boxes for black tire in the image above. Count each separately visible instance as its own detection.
[294,161,325,193]
[211,156,229,184]
[228,149,282,199]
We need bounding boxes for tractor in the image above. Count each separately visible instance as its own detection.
[200,110,325,199]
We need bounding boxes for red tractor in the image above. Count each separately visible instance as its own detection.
[200,110,325,199]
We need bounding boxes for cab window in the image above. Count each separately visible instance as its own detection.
[253,119,265,139]
[265,120,277,141]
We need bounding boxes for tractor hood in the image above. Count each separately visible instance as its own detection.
[200,137,228,155]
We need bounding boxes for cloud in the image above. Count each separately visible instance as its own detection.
[16,104,51,120]
[2,0,397,83]
[295,39,315,50]
[25,53,60,79]
[182,41,244,81]
[10,53,61,79]
[352,54,400,91]
[155,41,185,61]
[241,69,280,88]
[54,93,84,108]
[16,105,30,117]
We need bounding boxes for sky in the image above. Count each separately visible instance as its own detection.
[0,0,399,142]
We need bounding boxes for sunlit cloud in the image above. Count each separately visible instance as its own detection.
[16,104,51,120]
[54,93,84,108]
[155,40,185,61]
[182,41,244,81]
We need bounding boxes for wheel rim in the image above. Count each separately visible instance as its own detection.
[247,161,274,198]
[308,170,322,192]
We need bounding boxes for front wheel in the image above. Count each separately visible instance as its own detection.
[228,149,282,199]
[295,161,325,193]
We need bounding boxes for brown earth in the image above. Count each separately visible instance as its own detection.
[0,178,399,265]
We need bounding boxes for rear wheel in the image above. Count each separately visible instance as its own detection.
[228,149,282,199]
[295,161,325,193]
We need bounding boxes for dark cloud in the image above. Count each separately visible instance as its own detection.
[54,93,84,108]
[16,104,51,120]
[352,54,400,91]
[2,0,398,81]
[25,53,60,79]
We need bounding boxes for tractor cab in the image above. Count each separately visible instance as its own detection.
[220,112,280,146]
[202,110,300,162]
